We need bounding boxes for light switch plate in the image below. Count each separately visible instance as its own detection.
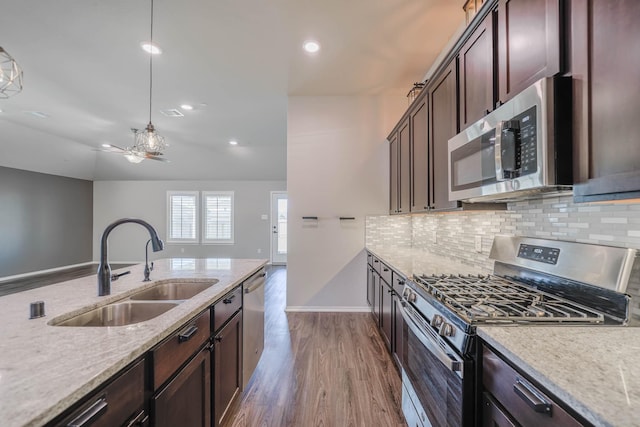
[261,214,268,220]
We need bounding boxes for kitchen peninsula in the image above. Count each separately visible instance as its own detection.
[0,258,266,427]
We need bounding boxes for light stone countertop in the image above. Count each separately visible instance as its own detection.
[366,245,491,278]
[478,326,640,427]
[0,258,267,427]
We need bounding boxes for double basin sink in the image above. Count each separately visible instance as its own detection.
[50,280,219,327]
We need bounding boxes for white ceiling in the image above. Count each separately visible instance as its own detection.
[0,0,464,181]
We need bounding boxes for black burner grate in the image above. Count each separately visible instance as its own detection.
[413,274,604,324]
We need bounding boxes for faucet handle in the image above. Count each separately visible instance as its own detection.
[111,270,131,281]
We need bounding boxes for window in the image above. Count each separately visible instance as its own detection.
[167,191,199,243]
[203,191,234,244]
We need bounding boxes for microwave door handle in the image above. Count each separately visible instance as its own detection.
[399,301,463,375]
[494,120,506,181]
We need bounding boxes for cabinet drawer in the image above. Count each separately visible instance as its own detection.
[380,263,392,285]
[371,256,382,273]
[58,359,145,427]
[213,286,242,332]
[482,346,582,427]
[152,309,210,389]
[366,252,373,267]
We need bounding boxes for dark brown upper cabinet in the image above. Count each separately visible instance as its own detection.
[411,97,429,213]
[389,133,399,214]
[572,0,640,202]
[458,0,562,131]
[389,117,411,214]
[428,61,459,211]
[497,0,562,104]
[459,11,496,130]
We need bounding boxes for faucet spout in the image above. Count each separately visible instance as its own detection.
[97,218,164,296]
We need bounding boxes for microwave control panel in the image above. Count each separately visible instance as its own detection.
[505,106,537,176]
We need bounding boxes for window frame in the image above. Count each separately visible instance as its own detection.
[202,191,235,245]
[166,191,200,244]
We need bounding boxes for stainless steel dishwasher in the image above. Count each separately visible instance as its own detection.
[242,267,266,389]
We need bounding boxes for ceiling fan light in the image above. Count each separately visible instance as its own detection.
[134,122,166,155]
[125,152,145,163]
[0,46,24,99]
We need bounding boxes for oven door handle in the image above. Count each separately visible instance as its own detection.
[399,301,463,377]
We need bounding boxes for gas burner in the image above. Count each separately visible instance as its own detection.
[413,274,605,324]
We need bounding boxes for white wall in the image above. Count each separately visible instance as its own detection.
[93,180,286,263]
[286,95,406,310]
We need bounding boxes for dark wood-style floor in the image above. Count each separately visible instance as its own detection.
[0,263,133,296]
[224,266,406,427]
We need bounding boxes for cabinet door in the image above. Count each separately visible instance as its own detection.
[429,60,459,211]
[380,279,392,352]
[482,392,517,427]
[391,275,405,370]
[372,270,380,324]
[572,0,640,202]
[213,310,242,427]
[153,348,211,427]
[366,265,373,309]
[398,118,411,214]
[411,97,429,212]
[497,0,561,104]
[459,12,495,130]
[389,134,399,214]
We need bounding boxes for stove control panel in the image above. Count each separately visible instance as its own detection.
[517,244,560,265]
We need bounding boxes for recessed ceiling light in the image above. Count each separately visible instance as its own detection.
[229,140,238,146]
[141,42,162,55]
[303,40,321,54]
[101,143,112,148]
[181,104,194,111]
[0,109,3,113]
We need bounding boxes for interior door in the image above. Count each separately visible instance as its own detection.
[270,191,287,265]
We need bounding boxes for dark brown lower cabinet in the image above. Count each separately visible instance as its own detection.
[213,310,243,427]
[153,347,211,427]
[52,359,146,427]
[482,344,584,426]
[380,278,393,352]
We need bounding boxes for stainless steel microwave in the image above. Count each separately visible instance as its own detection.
[448,77,573,203]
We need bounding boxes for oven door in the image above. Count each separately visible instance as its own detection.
[399,301,473,427]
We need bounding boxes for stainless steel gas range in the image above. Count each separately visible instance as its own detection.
[399,235,640,427]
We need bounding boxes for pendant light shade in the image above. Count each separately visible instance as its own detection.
[0,47,23,99]
[125,0,166,163]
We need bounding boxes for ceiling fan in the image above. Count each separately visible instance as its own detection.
[99,128,170,163]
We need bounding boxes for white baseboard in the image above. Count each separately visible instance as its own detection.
[285,306,370,313]
[0,261,95,282]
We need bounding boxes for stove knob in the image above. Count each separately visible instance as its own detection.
[440,323,455,337]
[432,314,444,328]
[408,292,417,303]
[402,288,410,298]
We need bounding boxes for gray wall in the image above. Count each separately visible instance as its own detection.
[93,180,286,263]
[0,166,93,277]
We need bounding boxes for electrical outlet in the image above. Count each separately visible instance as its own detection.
[475,236,482,253]
[257,248,262,254]
[180,247,185,253]
[261,214,268,220]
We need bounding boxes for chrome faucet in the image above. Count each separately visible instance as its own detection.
[97,218,164,296]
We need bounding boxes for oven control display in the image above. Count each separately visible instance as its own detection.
[517,244,560,264]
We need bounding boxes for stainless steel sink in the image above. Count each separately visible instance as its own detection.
[51,301,179,327]
[129,280,218,301]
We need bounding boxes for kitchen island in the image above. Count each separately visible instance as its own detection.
[0,258,266,427]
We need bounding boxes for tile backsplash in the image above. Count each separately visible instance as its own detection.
[366,195,640,271]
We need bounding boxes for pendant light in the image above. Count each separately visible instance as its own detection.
[128,0,166,162]
[0,47,23,99]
